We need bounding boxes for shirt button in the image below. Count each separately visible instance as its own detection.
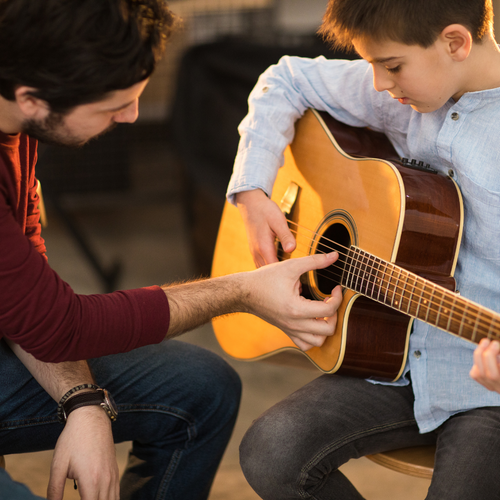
[448,169,454,178]
[413,350,422,359]
[262,86,269,93]
[451,112,459,121]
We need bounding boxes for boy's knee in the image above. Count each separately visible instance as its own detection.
[239,413,300,498]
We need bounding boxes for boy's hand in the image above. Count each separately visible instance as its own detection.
[244,252,343,351]
[236,189,296,267]
[470,338,500,394]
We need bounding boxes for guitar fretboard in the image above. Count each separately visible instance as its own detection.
[342,246,500,344]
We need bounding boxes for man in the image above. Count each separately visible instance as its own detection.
[0,1,341,499]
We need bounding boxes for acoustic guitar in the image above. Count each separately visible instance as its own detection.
[211,109,500,381]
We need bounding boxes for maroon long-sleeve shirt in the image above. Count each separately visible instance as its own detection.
[0,131,169,362]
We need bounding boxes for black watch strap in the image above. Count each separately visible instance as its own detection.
[61,389,118,423]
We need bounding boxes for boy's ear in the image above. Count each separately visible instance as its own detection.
[14,86,50,120]
[439,24,472,62]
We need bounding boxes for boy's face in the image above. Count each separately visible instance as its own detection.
[352,36,461,113]
[22,79,149,147]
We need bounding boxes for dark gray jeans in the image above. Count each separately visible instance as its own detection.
[240,374,500,500]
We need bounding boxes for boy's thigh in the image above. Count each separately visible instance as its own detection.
[241,374,435,483]
[429,406,500,500]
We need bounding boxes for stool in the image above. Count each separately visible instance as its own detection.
[367,445,435,480]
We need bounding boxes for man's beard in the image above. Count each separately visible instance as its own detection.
[22,112,116,148]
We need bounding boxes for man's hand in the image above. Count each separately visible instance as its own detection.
[244,252,343,350]
[236,189,296,267]
[470,338,500,393]
[47,406,119,500]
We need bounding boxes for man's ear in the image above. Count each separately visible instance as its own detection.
[14,86,50,119]
[439,24,472,62]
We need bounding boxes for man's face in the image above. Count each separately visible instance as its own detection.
[22,79,149,147]
[352,37,461,113]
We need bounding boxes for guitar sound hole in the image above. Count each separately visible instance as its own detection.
[314,223,350,294]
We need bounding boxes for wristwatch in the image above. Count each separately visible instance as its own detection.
[60,388,118,423]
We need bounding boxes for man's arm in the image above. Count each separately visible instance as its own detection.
[6,341,119,500]
[164,252,343,351]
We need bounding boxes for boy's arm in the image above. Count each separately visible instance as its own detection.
[227,56,386,264]
[6,341,119,500]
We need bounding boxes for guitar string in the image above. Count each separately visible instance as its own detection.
[285,230,500,340]
[285,222,499,337]
[285,230,477,322]
[280,220,500,338]
[286,219,470,315]
[285,220,462,311]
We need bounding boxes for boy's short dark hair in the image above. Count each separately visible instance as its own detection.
[319,0,493,50]
[0,0,175,113]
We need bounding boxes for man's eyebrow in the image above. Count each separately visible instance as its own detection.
[104,100,135,113]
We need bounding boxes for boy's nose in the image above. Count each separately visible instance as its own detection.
[372,67,395,93]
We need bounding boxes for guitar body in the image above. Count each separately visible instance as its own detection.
[211,109,463,381]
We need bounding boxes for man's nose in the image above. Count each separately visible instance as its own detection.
[114,100,139,124]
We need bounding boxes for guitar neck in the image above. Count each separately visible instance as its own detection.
[342,246,500,344]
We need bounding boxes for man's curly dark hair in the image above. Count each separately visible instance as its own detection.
[0,0,175,113]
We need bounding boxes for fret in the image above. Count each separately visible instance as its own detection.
[377,260,388,302]
[353,248,363,292]
[471,309,483,344]
[423,286,436,323]
[365,253,379,298]
[343,248,356,289]
[390,266,402,309]
[357,249,369,295]
[398,270,410,312]
[406,273,419,316]
[433,288,450,330]
[488,315,500,341]
[384,264,396,306]
[406,273,421,317]
[445,295,457,333]
[458,303,471,339]
[415,282,430,321]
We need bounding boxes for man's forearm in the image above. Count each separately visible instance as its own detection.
[162,273,248,338]
[6,339,94,401]
[162,252,341,350]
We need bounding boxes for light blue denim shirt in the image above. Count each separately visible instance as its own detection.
[227,56,500,433]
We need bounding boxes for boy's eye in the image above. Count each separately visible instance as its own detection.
[386,65,401,74]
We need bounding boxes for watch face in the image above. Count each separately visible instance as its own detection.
[102,389,118,421]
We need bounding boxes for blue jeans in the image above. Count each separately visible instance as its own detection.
[0,338,241,499]
[240,374,500,500]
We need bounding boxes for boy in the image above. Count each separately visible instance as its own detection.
[228,0,500,498]
[0,1,341,499]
